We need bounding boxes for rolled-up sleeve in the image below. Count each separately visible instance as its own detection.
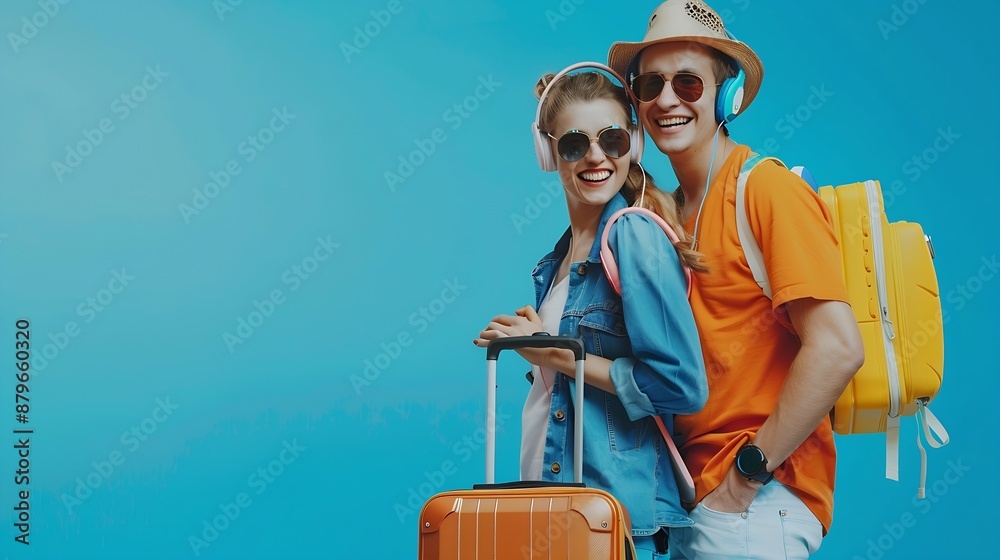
[606,212,708,420]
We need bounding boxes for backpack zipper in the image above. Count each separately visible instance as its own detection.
[866,180,901,419]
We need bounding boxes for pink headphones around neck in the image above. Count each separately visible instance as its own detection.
[531,61,645,173]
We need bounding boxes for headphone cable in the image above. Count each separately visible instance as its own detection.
[690,120,727,250]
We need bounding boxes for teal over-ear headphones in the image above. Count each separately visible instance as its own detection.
[715,29,746,124]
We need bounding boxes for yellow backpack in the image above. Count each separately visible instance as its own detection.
[736,154,950,497]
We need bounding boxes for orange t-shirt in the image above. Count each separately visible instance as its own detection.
[677,144,850,534]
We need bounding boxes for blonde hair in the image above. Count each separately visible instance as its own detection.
[534,71,707,272]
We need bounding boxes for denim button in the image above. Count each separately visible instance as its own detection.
[551,462,561,474]
[577,263,588,275]
[554,409,565,421]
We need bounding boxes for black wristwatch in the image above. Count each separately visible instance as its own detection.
[735,444,774,485]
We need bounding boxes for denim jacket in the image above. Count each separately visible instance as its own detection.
[530,192,708,535]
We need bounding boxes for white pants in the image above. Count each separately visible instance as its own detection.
[668,481,823,559]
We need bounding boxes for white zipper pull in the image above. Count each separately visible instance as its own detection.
[882,306,896,339]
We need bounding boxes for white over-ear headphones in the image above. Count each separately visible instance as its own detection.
[532,61,645,172]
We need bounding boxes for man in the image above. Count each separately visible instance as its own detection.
[608,1,864,558]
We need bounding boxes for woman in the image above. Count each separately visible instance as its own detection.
[473,66,709,559]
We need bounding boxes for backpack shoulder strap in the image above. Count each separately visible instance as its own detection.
[654,415,696,505]
[599,207,697,503]
[600,206,692,298]
[735,154,787,300]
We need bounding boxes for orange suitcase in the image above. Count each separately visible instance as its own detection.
[418,335,636,560]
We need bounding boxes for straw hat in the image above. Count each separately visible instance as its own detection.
[608,0,764,112]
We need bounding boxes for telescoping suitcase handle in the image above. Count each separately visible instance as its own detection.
[485,334,586,485]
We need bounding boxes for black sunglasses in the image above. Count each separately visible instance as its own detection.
[547,126,631,162]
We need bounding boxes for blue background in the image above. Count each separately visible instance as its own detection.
[0,0,995,558]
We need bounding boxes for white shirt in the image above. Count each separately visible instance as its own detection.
[519,273,570,481]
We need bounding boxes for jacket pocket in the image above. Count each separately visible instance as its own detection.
[578,307,629,357]
[604,390,649,453]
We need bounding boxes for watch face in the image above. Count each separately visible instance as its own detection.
[737,446,766,475]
